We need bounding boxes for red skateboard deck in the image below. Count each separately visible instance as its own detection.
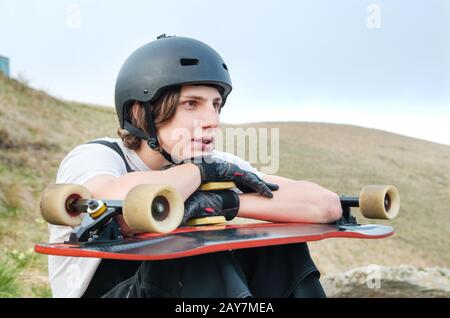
[35,222,394,261]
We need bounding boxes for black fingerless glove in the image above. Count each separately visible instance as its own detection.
[191,157,279,198]
[182,190,240,225]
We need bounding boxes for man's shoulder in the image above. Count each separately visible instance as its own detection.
[66,137,123,156]
[74,137,121,149]
[56,137,127,184]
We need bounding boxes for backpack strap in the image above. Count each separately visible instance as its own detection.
[86,140,135,173]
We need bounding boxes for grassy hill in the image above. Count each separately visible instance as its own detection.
[0,73,449,297]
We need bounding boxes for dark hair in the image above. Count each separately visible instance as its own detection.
[117,86,181,150]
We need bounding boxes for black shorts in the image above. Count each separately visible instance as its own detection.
[82,243,323,298]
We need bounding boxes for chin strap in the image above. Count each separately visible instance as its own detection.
[123,102,177,165]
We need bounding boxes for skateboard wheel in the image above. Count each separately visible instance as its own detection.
[186,216,227,226]
[199,182,236,191]
[40,184,91,227]
[123,184,184,233]
[359,185,400,220]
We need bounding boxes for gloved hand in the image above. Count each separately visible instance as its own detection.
[190,157,279,198]
[182,190,240,225]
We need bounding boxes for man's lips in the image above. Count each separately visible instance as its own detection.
[191,137,214,151]
[191,137,214,144]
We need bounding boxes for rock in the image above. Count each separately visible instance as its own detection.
[321,265,450,298]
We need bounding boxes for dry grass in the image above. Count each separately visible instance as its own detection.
[0,73,117,297]
[0,72,449,296]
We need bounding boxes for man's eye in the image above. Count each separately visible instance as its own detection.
[185,101,197,108]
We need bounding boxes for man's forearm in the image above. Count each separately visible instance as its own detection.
[237,176,342,224]
[99,163,201,200]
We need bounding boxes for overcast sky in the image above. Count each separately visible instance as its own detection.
[1,0,449,145]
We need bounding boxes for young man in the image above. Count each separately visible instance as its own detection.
[49,34,342,298]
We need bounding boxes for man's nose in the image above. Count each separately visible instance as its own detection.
[200,103,220,128]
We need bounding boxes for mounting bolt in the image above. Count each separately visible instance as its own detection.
[87,200,99,210]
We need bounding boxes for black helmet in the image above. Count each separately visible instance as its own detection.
[114,34,232,163]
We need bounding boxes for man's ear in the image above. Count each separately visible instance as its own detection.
[131,102,140,121]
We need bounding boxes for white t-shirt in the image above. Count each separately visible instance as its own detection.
[49,137,265,298]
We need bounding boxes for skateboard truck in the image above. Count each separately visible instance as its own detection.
[336,185,400,230]
[67,199,123,243]
[336,195,359,228]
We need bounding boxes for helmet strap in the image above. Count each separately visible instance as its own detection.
[143,102,177,164]
[123,118,177,165]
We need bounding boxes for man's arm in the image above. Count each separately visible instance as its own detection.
[82,163,201,200]
[83,166,341,228]
[237,175,342,224]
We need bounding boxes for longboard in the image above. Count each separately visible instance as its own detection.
[35,222,394,261]
[35,183,400,261]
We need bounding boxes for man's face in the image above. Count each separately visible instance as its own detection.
[157,84,222,160]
